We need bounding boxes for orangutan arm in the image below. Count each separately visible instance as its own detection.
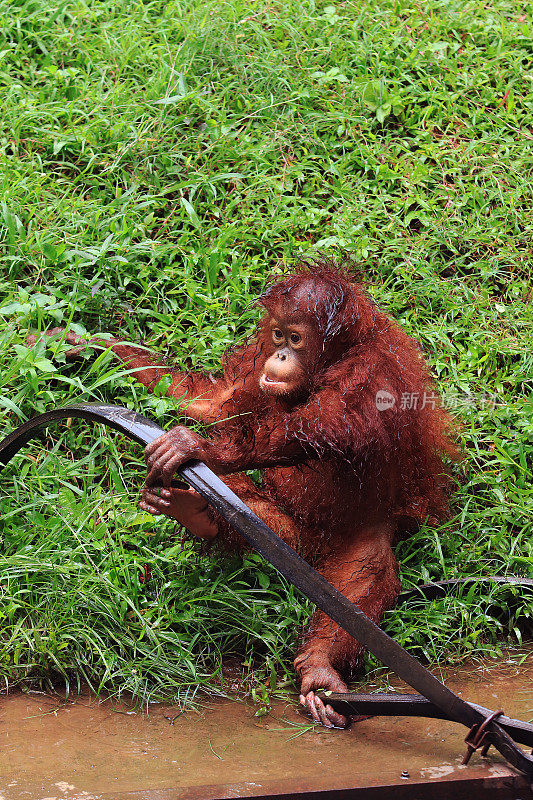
[144,385,386,485]
[26,327,234,425]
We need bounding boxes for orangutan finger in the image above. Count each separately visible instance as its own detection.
[26,328,64,348]
[311,694,334,728]
[64,345,88,360]
[146,450,180,485]
[144,485,168,499]
[159,454,189,485]
[324,704,348,729]
[146,451,188,488]
[139,500,159,515]
[146,443,177,471]
[145,434,168,459]
[142,490,170,508]
[64,330,85,345]
[303,692,322,724]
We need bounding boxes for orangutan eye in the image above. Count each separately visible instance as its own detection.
[290,332,302,345]
[272,329,284,342]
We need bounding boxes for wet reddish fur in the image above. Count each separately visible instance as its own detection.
[213,259,460,537]
[171,258,462,683]
[41,258,462,696]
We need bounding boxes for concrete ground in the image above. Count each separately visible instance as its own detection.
[1,648,532,800]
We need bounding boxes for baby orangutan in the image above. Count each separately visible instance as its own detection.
[29,259,460,728]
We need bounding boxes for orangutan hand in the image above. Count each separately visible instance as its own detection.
[144,426,209,487]
[26,327,90,359]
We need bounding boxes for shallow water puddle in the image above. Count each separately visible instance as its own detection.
[1,648,532,799]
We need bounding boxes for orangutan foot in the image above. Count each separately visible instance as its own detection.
[295,651,349,728]
[139,485,218,540]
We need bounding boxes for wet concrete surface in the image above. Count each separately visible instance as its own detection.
[1,648,532,799]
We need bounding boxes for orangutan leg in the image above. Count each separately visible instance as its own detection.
[295,522,400,728]
[139,473,306,551]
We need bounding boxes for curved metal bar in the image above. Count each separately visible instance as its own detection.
[1,404,532,779]
[320,693,533,748]
[0,403,165,464]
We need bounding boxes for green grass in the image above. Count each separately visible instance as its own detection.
[0,0,532,705]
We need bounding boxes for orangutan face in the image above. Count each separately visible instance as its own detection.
[259,310,320,399]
